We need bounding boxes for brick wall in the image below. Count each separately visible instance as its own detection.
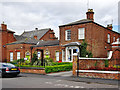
[40,29,58,41]
[59,22,120,58]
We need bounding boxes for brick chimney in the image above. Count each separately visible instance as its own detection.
[34,35,37,39]
[86,9,94,21]
[107,24,113,30]
[1,22,7,31]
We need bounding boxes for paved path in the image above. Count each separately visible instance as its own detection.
[47,71,73,77]
[47,71,120,85]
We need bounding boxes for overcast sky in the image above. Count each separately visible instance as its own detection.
[0,0,120,38]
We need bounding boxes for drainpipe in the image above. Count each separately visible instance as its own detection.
[30,47,33,62]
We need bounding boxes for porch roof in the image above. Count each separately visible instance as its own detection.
[63,42,81,47]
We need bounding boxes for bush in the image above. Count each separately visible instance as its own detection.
[31,53,38,65]
[10,60,18,65]
[45,58,53,66]
[52,62,72,66]
[15,64,44,68]
[104,59,109,67]
[45,64,73,73]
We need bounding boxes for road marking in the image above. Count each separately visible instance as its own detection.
[56,80,62,82]
[45,82,52,84]
[74,86,84,88]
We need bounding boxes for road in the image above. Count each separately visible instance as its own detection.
[1,73,119,88]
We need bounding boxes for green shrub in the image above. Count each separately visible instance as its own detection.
[113,65,120,68]
[15,64,44,68]
[104,59,109,67]
[45,58,53,66]
[30,53,38,65]
[45,64,73,73]
[52,62,72,66]
[10,60,18,65]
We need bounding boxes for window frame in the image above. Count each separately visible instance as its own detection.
[78,28,85,40]
[107,34,110,43]
[65,30,71,41]
[17,52,20,60]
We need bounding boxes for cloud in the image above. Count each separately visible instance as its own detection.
[0,0,119,38]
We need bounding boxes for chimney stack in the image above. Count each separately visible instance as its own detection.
[107,24,113,30]
[34,35,37,39]
[86,9,94,21]
[1,22,7,31]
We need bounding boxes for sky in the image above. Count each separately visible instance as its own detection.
[0,0,120,39]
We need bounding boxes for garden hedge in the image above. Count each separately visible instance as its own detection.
[45,64,73,73]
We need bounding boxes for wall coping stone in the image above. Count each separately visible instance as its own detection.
[79,51,113,60]
[20,67,45,70]
[76,70,120,74]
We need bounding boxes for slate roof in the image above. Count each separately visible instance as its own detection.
[59,19,120,34]
[32,40,59,47]
[21,28,50,40]
[7,37,40,45]
[14,35,27,41]
[63,42,81,47]
[59,19,93,27]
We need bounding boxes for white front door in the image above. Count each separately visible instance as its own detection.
[56,51,59,61]
[66,46,79,62]
[10,52,13,61]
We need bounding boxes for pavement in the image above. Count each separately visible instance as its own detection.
[47,71,120,85]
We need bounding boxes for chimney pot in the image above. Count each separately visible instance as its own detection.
[86,9,94,21]
[107,24,113,30]
[1,22,7,31]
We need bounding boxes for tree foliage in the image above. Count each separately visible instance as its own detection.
[80,40,93,58]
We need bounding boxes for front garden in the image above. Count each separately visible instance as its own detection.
[9,53,72,74]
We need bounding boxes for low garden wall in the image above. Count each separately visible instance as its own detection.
[75,70,120,80]
[73,56,120,80]
[20,67,46,75]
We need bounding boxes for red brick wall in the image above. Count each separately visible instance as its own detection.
[20,68,46,74]
[0,24,16,62]
[6,44,32,62]
[33,45,61,62]
[40,30,57,41]
[59,22,120,58]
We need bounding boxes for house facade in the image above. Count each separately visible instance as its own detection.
[0,9,120,63]
[59,9,120,62]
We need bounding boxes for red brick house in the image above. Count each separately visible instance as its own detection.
[0,23,16,62]
[6,28,58,62]
[1,9,120,63]
[59,9,120,62]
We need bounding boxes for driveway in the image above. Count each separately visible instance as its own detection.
[1,73,119,89]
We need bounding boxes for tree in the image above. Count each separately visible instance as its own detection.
[31,53,38,65]
[80,40,93,58]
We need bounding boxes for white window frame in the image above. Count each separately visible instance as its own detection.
[107,34,110,43]
[65,30,71,41]
[113,37,115,42]
[78,28,85,40]
[10,52,13,61]
[56,51,59,61]
[17,52,20,60]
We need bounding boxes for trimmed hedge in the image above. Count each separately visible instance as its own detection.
[15,65,44,68]
[45,64,73,73]
[52,62,72,66]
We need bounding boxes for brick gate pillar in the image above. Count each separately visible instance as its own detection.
[112,38,120,65]
[73,55,78,76]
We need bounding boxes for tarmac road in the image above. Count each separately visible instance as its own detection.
[1,73,119,89]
